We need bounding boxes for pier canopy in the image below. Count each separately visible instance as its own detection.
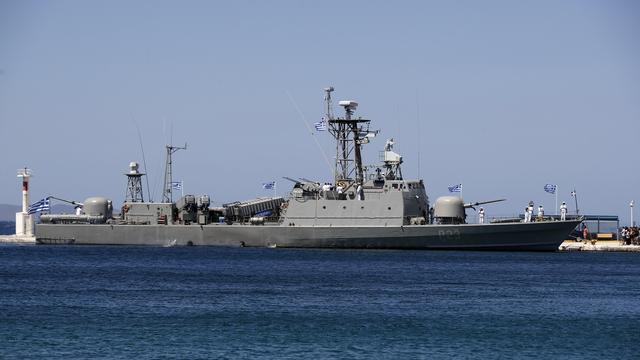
[581,215,619,236]
[562,214,620,239]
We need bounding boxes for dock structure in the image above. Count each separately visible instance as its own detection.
[560,240,640,252]
[0,234,35,244]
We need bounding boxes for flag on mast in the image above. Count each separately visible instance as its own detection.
[314,120,327,131]
[28,198,50,214]
[262,181,275,190]
[448,184,462,193]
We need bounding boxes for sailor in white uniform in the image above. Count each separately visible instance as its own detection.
[478,207,485,224]
[525,202,534,222]
[560,201,567,221]
[537,205,544,221]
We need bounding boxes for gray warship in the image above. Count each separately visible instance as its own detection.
[35,88,581,250]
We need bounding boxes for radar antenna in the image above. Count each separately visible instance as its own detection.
[382,138,403,180]
[325,87,377,185]
[323,86,334,121]
[162,143,187,203]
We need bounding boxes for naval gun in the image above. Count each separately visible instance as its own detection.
[283,177,323,198]
[464,198,507,210]
[433,196,506,224]
[40,196,113,224]
[284,176,359,201]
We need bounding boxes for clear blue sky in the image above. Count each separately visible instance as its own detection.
[1,0,638,222]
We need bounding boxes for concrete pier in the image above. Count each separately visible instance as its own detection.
[0,235,36,245]
[559,240,640,252]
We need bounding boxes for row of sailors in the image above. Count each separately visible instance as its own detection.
[478,201,570,224]
[523,203,545,223]
[320,182,365,200]
[523,201,569,223]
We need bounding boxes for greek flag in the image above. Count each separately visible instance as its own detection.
[314,120,327,131]
[28,197,50,215]
[262,181,275,190]
[448,184,462,193]
[544,184,557,194]
[171,181,182,190]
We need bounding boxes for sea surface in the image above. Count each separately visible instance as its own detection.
[1,245,639,359]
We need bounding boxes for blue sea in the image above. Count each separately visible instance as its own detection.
[1,245,639,359]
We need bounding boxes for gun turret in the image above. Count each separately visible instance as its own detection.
[283,177,322,192]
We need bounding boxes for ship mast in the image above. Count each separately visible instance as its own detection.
[324,86,334,121]
[325,87,375,186]
[125,162,145,202]
[162,143,187,203]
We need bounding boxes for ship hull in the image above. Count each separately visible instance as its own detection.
[35,220,580,251]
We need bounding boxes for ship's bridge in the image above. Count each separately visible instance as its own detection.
[282,178,429,227]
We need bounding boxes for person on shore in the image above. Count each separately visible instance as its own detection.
[479,207,485,224]
[621,227,629,245]
[560,201,567,221]
[633,227,640,245]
